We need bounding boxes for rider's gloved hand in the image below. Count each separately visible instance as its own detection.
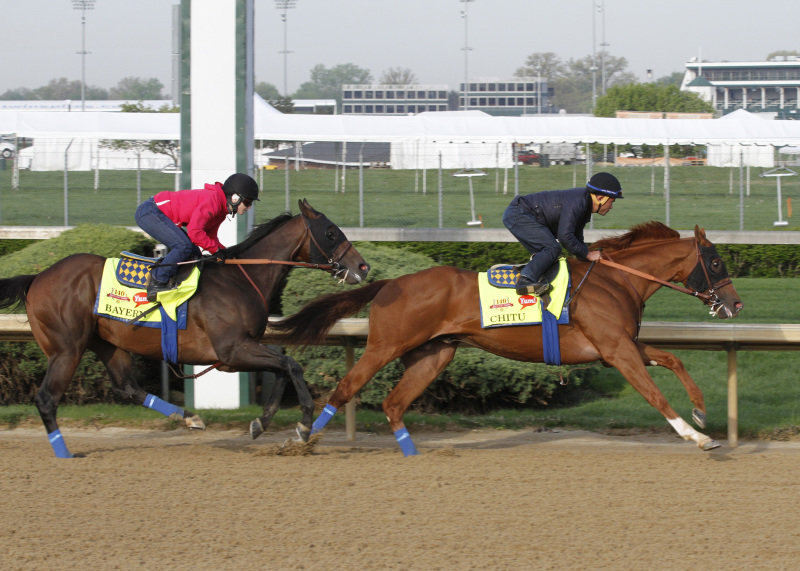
[212,248,228,264]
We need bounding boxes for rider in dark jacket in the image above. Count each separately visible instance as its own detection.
[502,172,623,296]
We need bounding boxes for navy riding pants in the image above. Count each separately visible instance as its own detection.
[502,201,562,282]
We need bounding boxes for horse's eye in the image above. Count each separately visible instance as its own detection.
[710,258,722,272]
[326,229,336,241]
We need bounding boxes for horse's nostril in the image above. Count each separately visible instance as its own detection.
[360,263,370,273]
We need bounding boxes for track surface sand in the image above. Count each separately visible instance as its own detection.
[2,425,799,570]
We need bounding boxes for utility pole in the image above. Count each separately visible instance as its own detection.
[460,0,474,110]
[275,0,297,97]
[72,0,95,111]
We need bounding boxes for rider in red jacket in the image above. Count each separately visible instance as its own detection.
[135,173,259,301]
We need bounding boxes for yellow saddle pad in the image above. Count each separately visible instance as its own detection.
[478,258,569,328]
[94,258,200,324]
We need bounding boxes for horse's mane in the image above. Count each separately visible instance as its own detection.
[226,212,294,256]
[591,220,680,251]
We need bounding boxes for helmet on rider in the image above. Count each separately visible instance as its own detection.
[222,173,260,213]
[586,172,623,199]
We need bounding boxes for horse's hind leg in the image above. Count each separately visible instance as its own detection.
[91,340,205,430]
[383,341,458,456]
[35,353,83,458]
[637,342,708,428]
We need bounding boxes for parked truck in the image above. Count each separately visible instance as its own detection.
[516,143,586,166]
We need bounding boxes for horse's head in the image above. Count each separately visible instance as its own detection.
[298,199,370,284]
[684,226,743,319]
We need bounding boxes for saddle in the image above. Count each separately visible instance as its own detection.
[487,259,562,290]
[116,251,196,289]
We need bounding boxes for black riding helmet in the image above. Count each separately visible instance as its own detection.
[222,173,260,213]
[586,172,623,199]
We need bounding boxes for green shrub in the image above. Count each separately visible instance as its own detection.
[0,239,36,257]
[281,242,596,412]
[717,244,800,278]
[0,224,153,276]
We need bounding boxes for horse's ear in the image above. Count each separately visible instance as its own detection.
[694,224,711,246]
[298,198,319,218]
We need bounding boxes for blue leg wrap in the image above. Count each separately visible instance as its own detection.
[48,429,73,459]
[394,427,419,457]
[311,404,337,434]
[143,393,184,418]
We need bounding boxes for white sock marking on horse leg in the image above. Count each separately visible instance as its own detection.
[667,417,701,444]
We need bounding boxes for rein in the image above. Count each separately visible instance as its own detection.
[596,237,732,307]
[597,257,711,301]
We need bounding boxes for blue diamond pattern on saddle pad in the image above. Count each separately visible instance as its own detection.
[487,264,524,288]
[115,251,158,288]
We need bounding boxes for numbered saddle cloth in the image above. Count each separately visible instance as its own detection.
[479,258,570,328]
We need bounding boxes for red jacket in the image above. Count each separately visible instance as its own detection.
[153,183,228,253]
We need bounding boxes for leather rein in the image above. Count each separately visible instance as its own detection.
[571,238,731,312]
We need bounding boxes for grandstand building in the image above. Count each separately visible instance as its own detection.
[342,79,550,116]
[682,58,800,118]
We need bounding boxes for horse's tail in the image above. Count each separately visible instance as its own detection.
[272,280,390,347]
[0,274,37,312]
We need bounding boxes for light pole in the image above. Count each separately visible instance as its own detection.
[275,0,297,97]
[460,0,474,110]
[599,0,608,95]
[72,0,95,112]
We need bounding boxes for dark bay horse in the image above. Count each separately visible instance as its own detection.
[274,221,742,456]
[0,199,369,458]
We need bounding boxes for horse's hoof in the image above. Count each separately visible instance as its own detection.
[701,439,721,451]
[692,408,706,429]
[250,418,264,440]
[295,423,311,443]
[184,415,206,430]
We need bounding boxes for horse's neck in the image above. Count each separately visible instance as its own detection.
[242,216,303,261]
[611,238,695,298]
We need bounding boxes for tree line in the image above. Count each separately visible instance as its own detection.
[8,48,795,114]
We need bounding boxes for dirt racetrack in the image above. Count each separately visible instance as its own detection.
[2,424,800,570]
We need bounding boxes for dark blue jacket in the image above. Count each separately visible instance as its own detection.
[514,187,592,259]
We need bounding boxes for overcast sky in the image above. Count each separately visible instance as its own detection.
[3,1,799,98]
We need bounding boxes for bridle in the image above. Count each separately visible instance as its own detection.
[299,212,357,283]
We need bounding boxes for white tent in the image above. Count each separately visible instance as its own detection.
[706,110,778,167]
[0,108,179,171]
[4,101,800,170]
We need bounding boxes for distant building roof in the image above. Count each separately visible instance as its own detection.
[686,76,713,87]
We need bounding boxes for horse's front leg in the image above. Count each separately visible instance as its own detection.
[218,341,313,442]
[602,341,720,451]
[637,342,708,429]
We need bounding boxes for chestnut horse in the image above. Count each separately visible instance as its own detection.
[274,222,742,456]
[0,199,369,458]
